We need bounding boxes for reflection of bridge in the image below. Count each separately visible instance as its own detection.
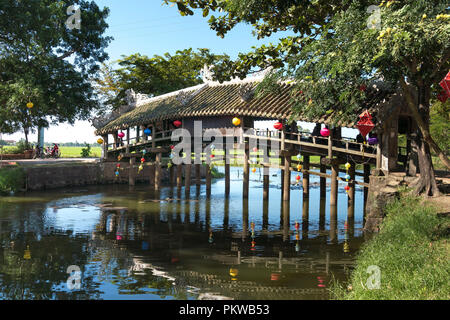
[92,205,361,300]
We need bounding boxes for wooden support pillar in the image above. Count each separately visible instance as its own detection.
[330,160,338,215]
[151,124,156,148]
[320,156,326,199]
[224,147,230,197]
[262,199,269,231]
[263,146,269,201]
[302,155,310,220]
[348,164,355,221]
[169,164,175,187]
[129,157,135,186]
[185,163,191,198]
[243,143,250,199]
[363,163,370,212]
[176,164,183,194]
[206,164,212,198]
[136,126,140,143]
[102,134,108,159]
[195,163,201,188]
[154,152,162,194]
[319,197,326,231]
[283,152,291,202]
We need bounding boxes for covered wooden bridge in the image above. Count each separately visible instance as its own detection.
[94,74,416,224]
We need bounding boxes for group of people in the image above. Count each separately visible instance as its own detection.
[33,143,60,159]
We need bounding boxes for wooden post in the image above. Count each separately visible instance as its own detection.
[136,126,140,143]
[185,163,191,198]
[263,145,269,201]
[169,163,175,187]
[302,155,310,220]
[319,197,326,231]
[330,161,338,213]
[364,163,370,213]
[263,199,269,231]
[320,156,326,199]
[243,143,250,199]
[206,164,211,198]
[224,147,230,197]
[195,163,201,188]
[151,124,156,148]
[283,152,291,202]
[129,157,135,186]
[102,134,108,159]
[348,163,355,221]
[155,152,162,193]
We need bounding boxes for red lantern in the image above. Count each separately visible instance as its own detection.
[320,127,330,137]
[141,158,145,163]
[253,147,258,152]
[173,120,182,128]
[344,185,350,191]
[439,71,450,96]
[356,110,375,138]
[210,154,215,158]
[118,131,125,138]
[274,122,283,130]
[170,145,175,150]
[437,90,448,103]
[295,222,300,230]
[296,175,301,181]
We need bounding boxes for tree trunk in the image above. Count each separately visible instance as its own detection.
[401,82,440,196]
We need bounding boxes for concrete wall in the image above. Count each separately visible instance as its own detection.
[23,162,207,191]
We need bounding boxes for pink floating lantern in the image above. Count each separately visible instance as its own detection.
[118,131,125,138]
[320,127,330,137]
[173,120,182,128]
[274,122,283,130]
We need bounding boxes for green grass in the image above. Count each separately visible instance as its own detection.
[331,195,450,300]
[59,146,102,158]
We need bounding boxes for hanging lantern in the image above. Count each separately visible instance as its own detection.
[295,233,300,240]
[253,147,258,152]
[252,167,256,173]
[296,153,302,160]
[273,122,283,130]
[173,120,182,128]
[297,164,302,171]
[320,127,330,137]
[97,138,104,144]
[210,154,215,158]
[356,110,375,138]
[118,131,125,139]
[344,162,351,170]
[115,171,119,177]
[295,222,300,230]
[437,90,448,103]
[142,149,147,155]
[170,145,175,150]
[169,153,174,159]
[116,163,121,168]
[232,117,241,126]
[141,157,145,163]
[23,246,31,260]
[439,71,450,96]
[144,128,152,136]
[344,185,350,193]
[138,164,144,173]
[344,174,351,181]
[368,136,379,145]
[296,175,301,181]
[210,144,216,151]
[26,102,34,109]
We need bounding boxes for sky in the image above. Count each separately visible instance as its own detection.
[2,1,357,144]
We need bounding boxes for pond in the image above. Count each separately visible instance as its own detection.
[0,166,365,300]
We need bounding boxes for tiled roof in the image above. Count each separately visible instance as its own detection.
[95,79,394,135]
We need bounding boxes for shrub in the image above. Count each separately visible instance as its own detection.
[80,143,92,158]
[0,167,26,195]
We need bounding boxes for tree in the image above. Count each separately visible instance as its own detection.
[0,0,112,146]
[165,0,450,196]
[95,48,230,109]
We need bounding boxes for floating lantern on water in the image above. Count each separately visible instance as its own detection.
[97,138,104,144]
[271,272,280,281]
[144,128,152,136]
[273,122,283,130]
[118,131,125,139]
[229,268,238,278]
[320,127,330,137]
[232,117,241,126]
[173,120,182,128]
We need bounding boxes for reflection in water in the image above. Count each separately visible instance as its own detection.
[0,167,364,300]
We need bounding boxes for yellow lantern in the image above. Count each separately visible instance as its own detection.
[26,102,34,109]
[229,268,238,278]
[297,164,302,171]
[97,138,104,144]
[344,162,351,170]
[232,117,241,126]
[24,246,31,260]
[251,167,256,173]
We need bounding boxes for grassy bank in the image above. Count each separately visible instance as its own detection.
[332,195,449,300]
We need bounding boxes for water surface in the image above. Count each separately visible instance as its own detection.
[0,167,365,300]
